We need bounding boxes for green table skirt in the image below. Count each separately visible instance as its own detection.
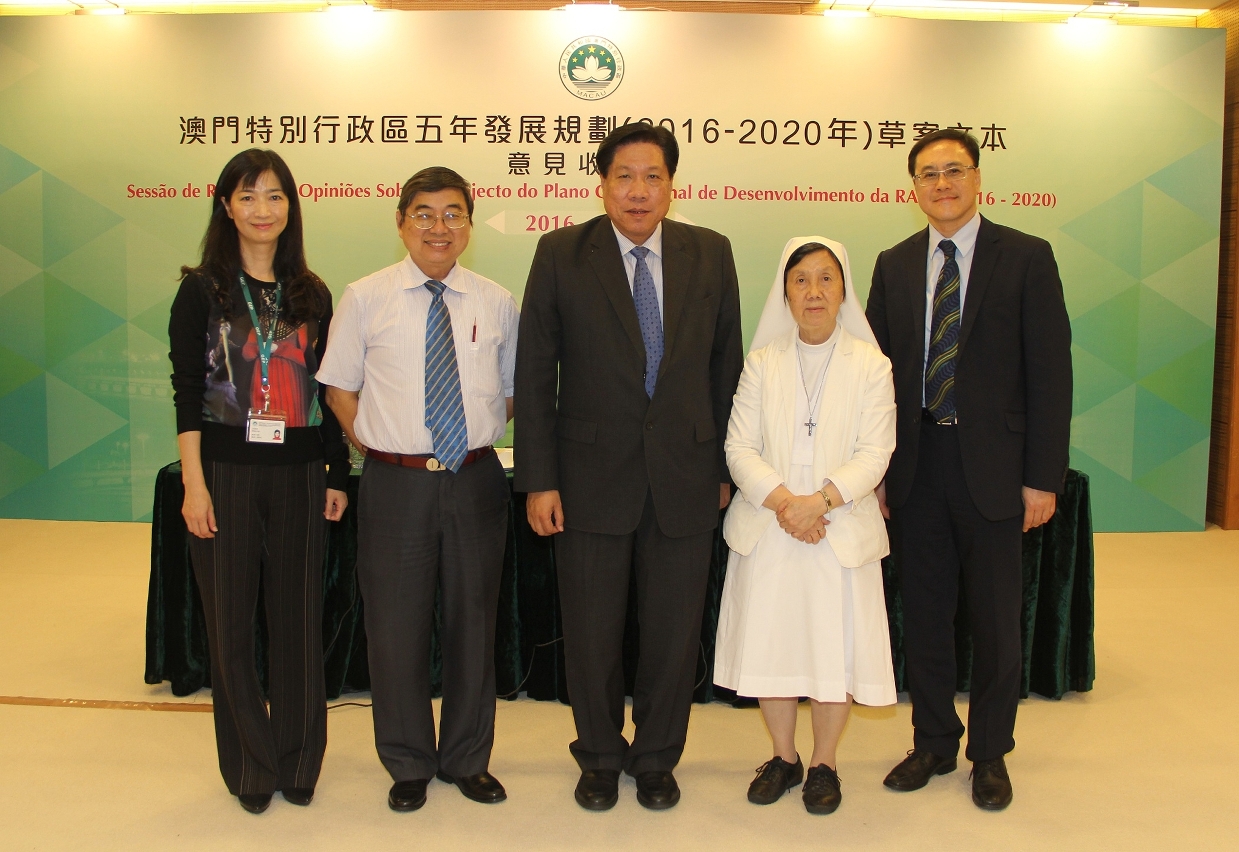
[145,464,1094,702]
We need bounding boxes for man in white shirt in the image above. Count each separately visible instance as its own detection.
[318,166,518,813]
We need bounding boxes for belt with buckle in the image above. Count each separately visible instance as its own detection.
[922,408,958,426]
[367,446,494,471]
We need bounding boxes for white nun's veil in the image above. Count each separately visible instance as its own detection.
[748,236,879,354]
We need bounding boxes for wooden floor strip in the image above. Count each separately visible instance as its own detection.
[0,695,214,712]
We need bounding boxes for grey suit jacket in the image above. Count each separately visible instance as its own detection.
[514,215,744,537]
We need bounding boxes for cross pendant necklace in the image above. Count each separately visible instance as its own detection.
[796,341,833,438]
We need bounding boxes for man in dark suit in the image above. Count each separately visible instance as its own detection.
[865,129,1072,811]
[515,123,743,811]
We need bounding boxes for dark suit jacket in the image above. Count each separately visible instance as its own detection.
[514,215,744,538]
[865,216,1073,521]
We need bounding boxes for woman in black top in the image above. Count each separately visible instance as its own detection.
[169,149,349,814]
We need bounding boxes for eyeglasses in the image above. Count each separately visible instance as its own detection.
[406,211,470,230]
[912,166,978,187]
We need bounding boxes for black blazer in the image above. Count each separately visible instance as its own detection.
[865,216,1073,521]
[514,215,744,537]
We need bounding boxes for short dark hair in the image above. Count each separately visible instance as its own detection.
[398,166,474,218]
[783,242,845,302]
[907,128,981,177]
[596,122,679,178]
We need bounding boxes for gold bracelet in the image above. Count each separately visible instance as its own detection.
[820,488,833,513]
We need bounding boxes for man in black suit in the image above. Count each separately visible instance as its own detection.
[515,123,743,811]
[865,129,1072,811]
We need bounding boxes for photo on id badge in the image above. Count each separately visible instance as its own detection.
[248,408,287,444]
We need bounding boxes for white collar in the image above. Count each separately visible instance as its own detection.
[928,212,981,259]
[795,321,842,350]
[402,255,468,293]
[612,221,663,260]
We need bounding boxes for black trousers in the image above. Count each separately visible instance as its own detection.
[890,420,1023,763]
[554,491,714,776]
[188,460,328,796]
[355,452,509,782]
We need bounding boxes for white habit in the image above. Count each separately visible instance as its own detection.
[714,237,898,706]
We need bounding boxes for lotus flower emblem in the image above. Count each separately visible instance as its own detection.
[571,54,613,83]
[560,38,624,100]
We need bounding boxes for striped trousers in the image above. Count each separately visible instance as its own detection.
[188,460,328,796]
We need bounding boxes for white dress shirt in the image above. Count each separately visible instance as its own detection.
[317,256,519,455]
[613,221,665,322]
[922,211,981,404]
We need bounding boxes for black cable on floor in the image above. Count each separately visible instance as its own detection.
[496,636,565,700]
[328,700,372,710]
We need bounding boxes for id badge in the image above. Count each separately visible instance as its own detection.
[246,408,287,444]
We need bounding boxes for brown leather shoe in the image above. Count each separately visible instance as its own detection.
[635,770,680,810]
[575,769,620,811]
[802,764,842,815]
[436,770,507,804]
[971,757,1013,811]
[747,755,804,805]
[388,779,428,811]
[883,749,958,791]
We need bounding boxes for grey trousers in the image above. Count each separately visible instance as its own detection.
[355,452,509,782]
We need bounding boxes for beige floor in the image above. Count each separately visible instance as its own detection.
[1,519,1236,851]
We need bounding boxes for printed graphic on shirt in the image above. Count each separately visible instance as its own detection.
[203,282,324,429]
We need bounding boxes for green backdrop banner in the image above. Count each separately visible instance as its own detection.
[0,12,1223,530]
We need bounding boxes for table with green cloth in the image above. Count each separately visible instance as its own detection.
[145,463,1094,703]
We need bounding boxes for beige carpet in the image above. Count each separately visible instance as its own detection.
[1,518,1236,851]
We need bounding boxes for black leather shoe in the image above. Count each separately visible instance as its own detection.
[575,769,620,811]
[747,755,804,805]
[635,770,680,810]
[971,757,1013,811]
[238,793,272,814]
[388,779,429,812]
[802,764,842,815]
[435,770,507,804]
[282,787,313,806]
[883,749,958,791]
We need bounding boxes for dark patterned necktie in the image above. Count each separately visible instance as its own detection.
[423,279,468,472]
[925,240,960,423]
[630,246,663,398]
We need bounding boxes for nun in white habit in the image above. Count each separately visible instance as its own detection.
[714,237,897,814]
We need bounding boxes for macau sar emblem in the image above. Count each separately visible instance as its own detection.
[560,36,625,101]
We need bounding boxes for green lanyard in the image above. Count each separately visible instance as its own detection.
[238,272,283,412]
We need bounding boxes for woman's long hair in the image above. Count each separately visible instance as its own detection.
[180,148,329,324]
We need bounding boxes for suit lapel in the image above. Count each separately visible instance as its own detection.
[958,216,999,356]
[588,221,646,361]
[659,220,691,376]
[906,228,930,355]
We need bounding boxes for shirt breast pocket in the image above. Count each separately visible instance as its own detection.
[468,322,503,399]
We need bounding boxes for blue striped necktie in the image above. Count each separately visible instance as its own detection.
[630,246,663,399]
[423,279,468,472]
[925,240,960,423]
